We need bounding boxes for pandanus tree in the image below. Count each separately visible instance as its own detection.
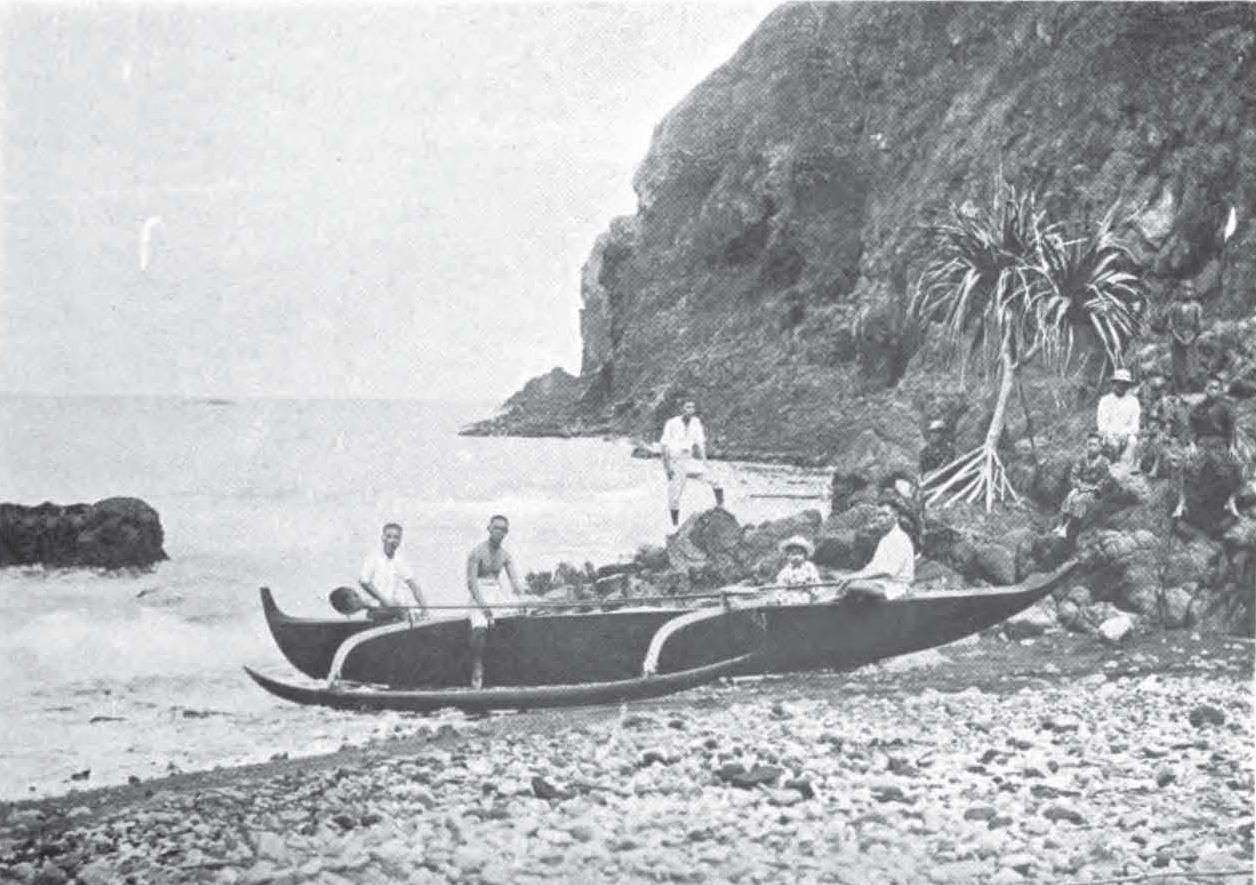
[911,183,1145,511]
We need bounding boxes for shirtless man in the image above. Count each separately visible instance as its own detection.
[464,514,524,689]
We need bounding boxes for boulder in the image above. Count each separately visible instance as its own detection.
[0,498,166,569]
[813,530,862,570]
[914,558,967,592]
[1003,527,1039,581]
[974,543,1018,586]
[1097,612,1136,644]
[1076,530,1161,609]
[1162,537,1223,588]
[665,509,749,586]
[1002,599,1058,639]
[633,544,670,572]
[1161,585,1195,628]
[817,501,881,569]
[827,405,922,514]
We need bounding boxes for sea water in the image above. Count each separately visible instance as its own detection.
[0,395,827,799]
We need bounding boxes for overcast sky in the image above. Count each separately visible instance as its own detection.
[0,2,775,401]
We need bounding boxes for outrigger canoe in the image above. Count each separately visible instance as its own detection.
[246,560,1075,713]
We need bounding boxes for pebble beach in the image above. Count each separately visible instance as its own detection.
[2,632,1250,885]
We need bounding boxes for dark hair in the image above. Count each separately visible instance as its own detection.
[382,522,403,533]
[1206,373,1225,386]
[488,514,510,527]
[876,497,905,520]
[1086,431,1102,442]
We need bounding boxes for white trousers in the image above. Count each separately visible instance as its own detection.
[468,579,508,630]
[665,455,722,510]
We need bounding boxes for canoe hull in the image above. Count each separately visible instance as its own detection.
[253,562,1075,710]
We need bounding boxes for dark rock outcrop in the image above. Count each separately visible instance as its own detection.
[480,2,1255,633]
[0,498,167,569]
[468,3,1255,468]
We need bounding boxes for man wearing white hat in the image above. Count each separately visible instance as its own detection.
[1096,368,1142,470]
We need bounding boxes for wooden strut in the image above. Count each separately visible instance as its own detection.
[325,610,440,687]
[640,608,732,678]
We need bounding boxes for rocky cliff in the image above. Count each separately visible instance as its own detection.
[466,2,1256,465]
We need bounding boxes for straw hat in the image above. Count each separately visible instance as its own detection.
[779,535,814,557]
[1111,368,1133,384]
[927,418,946,432]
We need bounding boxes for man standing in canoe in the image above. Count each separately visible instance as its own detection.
[831,501,915,600]
[359,522,429,616]
[465,514,525,689]
[660,398,725,529]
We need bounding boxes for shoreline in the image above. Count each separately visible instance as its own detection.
[5,630,1248,817]
[458,424,837,470]
[3,631,1249,884]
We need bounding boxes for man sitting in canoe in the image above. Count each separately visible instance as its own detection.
[830,501,915,600]
[465,514,525,689]
[358,522,429,617]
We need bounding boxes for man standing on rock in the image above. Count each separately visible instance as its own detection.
[359,523,429,616]
[1167,280,1203,395]
[831,501,915,600]
[465,515,525,689]
[660,399,724,529]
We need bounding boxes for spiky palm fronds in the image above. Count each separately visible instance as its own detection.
[1033,210,1145,370]
[912,182,1147,511]
[911,185,1056,368]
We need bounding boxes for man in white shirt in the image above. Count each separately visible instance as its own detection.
[1096,368,1142,469]
[660,399,724,528]
[359,523,429,615]
[832,502,915,600]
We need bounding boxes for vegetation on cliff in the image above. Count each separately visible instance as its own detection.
[469,3,1255,633]
[468,2,1254,468]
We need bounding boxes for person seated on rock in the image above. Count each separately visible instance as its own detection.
[1173,374,1242,522]
[830,501,915,601]
[359,522,429,618]
[1140,372,1186,477]
[1054,433,1111,540]
[774,536,822,604]
[919,419,956,477]
[465,515,525,689]
[1096,368,1142,471]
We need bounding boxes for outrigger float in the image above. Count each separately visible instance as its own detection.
[246,560,1075,713]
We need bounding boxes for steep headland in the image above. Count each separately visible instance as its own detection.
[468,2,1256,635]
[466,2,1255,465]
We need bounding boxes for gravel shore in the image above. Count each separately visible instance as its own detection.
[2,633,1251,885]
